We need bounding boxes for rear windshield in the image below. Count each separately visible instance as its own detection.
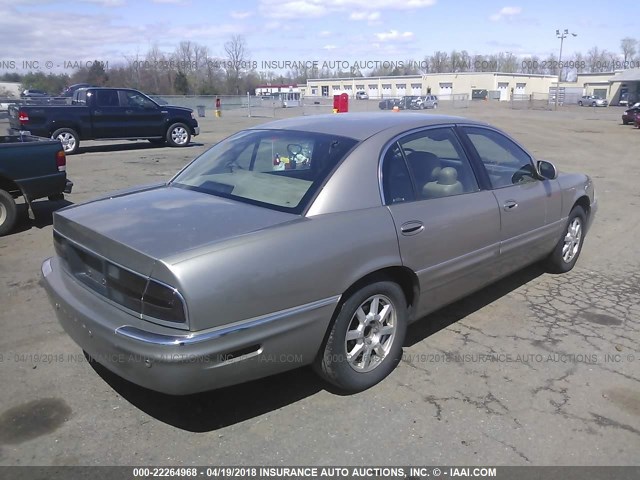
[171,129,358,214]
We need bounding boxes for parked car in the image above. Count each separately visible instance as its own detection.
[0,135,72,235]
[20,89,48,98]
[41,113,597,395]
[355,91,369,100]
[59,83,95,98]
[398,95,419,109]
[8,87,199,154]
[578,95,608,107]
[622,102,640,125]
[411,95,439,110]
[378,98,399,110]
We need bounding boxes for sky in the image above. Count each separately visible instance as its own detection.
[0,0,638,74]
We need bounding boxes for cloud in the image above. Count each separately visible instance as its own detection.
[81,0,126,5]
[0,6,144,62]
[323,44,338,51]
[319,30,332,37]
[375,30,414,42]
[230,10,253,19]
[259,0,436,19]
[350,11,380,21]
[489,6,522,21]
[167,23,250,39]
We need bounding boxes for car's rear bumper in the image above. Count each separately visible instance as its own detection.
[192,126,200,136]
[41,256,338,395]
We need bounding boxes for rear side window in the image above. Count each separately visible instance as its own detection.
[95,90,120,107]
[382,143,415,204]
[74,90,87,105]
[398,128,479,199]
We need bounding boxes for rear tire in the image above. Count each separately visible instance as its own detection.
[52,128,79,155]
[578,101,583,106]
[314,281,407,392]
[0,189,18,236]
[166,123,191,147]
[543,206,586,273]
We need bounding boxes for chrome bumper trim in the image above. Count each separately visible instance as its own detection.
[115,294,341,346]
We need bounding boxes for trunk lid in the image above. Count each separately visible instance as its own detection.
[53,185,298,274]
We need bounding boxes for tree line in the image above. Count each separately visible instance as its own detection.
[1,36,638,97]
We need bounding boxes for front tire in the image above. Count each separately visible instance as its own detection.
[0,189,18,236]
[544,206,586,273]
[166,123,191,147]
[578,101,583,106]
[52,128,79,155]
[315,281,407,392]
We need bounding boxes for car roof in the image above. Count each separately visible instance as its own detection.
[249,112,487,140]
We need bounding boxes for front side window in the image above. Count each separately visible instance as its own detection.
[172,130,358,214]
[122,90,157,109]
[463,127,537,188]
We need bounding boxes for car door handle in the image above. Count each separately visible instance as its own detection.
[503,200,518,211]
[400,221,424,236]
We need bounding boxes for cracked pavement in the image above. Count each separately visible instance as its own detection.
[0,103,638,465]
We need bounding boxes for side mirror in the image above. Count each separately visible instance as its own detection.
[536,160,558,180]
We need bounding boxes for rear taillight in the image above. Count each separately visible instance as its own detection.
[56,150,66,172]
[18,111,29,124]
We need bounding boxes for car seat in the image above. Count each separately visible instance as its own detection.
[422,167,464,198]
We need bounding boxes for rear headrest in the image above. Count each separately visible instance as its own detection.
[437,167,458,185]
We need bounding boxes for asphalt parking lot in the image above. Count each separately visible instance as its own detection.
[0,101,638,466]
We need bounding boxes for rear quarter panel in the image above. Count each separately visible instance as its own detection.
[162,207,402,331]
[0,138,67,199]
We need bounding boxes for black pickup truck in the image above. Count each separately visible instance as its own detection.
[0,134,72,235]
[8,88,200,154]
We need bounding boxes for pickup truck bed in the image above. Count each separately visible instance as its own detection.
[0,134,72,235]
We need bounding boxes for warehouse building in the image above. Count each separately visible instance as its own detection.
[305,72,557,101]
[303,69,640,105]
[565,70,640,105]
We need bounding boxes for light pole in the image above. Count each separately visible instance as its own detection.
[554,29,577,110]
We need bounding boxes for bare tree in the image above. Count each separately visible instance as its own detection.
[621,37,637,64]
[499,52,518,73]
[419,55,430,73]
[573,52,586,74]
[459,50,470,72]
[224,35,249,95]
[520,55,542,74]
[430,51,450,73]
[450,50,462,72]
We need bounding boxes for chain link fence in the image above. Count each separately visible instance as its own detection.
[510,93,553,110]
[449,94,470,108]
